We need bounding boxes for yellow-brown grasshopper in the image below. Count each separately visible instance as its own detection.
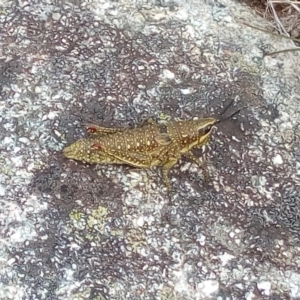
[63,106,240,191]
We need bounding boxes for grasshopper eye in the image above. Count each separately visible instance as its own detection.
[201,125,212,135]
[206,125,212,133]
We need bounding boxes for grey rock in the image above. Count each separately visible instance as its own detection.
[0,0,300,299]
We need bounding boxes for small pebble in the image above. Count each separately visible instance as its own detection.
[19,137,30,145]
[52,12,61,21]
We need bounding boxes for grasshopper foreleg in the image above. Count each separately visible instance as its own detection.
[138,117,157,127]
[183,152,211,182]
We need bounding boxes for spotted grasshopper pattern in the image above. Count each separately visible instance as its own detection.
[63,111,239,191]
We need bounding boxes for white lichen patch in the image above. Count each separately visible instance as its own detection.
[272,153,283,165]
[198,280,219,297]
[219,252,235,266]
[161,69,175,80]
[257,281,271,296]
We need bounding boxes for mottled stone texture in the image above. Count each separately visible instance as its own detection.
[0,0,300,299]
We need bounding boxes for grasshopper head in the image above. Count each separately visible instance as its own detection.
[194,106,240,146]
[195,117,216,145]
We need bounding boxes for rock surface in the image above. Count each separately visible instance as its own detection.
[0,0,300,299]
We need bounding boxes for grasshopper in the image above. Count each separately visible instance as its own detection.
[63,106,240,191]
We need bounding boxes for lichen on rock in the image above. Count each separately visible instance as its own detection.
[0,0,300,299]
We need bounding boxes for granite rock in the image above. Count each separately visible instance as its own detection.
[0,0,300,299]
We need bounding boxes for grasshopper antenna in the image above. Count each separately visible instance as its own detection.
[219,99,235,116]
[215,109,241,125]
